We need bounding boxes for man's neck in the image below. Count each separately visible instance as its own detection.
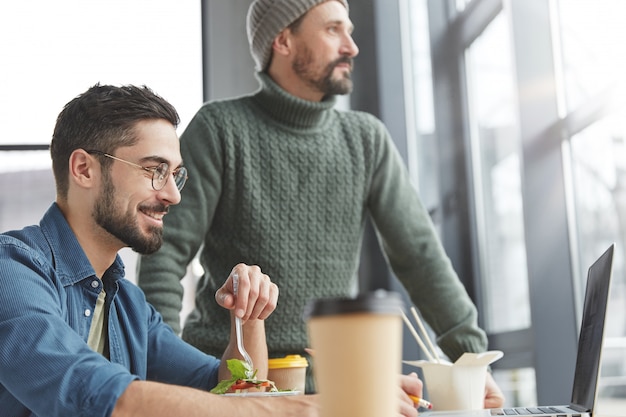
[266,68,324,102]
[56,199,120,277]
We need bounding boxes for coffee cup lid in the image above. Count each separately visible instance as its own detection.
[303,290,404,319]
[268,355,309,369]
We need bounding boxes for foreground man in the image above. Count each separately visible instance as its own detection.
[0,84,422,417]
[137,0,504,407]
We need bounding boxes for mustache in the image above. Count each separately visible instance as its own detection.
[140,203,169,214]
[330,56,353,70]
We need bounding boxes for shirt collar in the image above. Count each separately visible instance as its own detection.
[40,203,126,286]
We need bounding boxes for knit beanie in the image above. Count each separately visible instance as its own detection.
[246,0,349,72]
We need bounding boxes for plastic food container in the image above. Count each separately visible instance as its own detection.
[267,354,308,393]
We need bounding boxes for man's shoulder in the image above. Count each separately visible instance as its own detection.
[0,225,45,249]
[0,225,51,268]
[198,94,255,115]
[187,95,257,131]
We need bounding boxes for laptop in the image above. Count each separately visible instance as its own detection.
[423,244,615,417]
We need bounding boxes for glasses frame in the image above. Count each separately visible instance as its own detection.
[85,149,187,191]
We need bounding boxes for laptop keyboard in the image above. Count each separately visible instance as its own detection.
[490,407,581,416]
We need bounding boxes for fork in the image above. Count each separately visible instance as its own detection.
[233,273,254,378]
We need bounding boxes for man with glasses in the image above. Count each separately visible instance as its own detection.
[0,84,426,416]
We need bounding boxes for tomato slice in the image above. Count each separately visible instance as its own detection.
[231,380,256,390]
[230,379,271,391]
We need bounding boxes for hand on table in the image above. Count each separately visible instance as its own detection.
[399,372,424,417]
[484,372,505,408]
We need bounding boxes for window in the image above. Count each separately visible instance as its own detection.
[557,2,626,409]
[406,0,438,210]
[465,11,530,334]
[464,9,535,406]
[0,0,203,290]
[411,0,626,409]
[556,0,626,113]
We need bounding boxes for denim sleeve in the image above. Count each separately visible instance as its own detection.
[144,300,221,390]
[0,239,136,417]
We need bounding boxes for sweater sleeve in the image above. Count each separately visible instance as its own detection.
[365,116,487,361]
[137,106,224,333]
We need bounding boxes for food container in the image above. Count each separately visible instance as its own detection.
[404,350,504,411]
[267,354,308,393]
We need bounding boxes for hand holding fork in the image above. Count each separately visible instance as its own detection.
[215,265,279,379]
[233,272,254,378]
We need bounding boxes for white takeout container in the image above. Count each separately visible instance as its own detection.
[404,350,503,411]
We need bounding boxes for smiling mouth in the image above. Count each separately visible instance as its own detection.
[144,211,165,221]
[140,204,169,222]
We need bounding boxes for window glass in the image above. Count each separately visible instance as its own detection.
[568,112,626,412]
[465,12,530,333]
[456,0,471,12]
[493,368,537,408]
[407,0,435,136]
[556,0,626,112]
[557,0,626,410]
[407,0,438,210]
[0,0,203,171]
[0,0,203,289]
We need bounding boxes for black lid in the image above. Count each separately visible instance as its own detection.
[303,290,404,319]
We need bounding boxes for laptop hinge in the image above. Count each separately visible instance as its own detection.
[568,403,590,412]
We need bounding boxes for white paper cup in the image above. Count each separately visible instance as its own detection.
[304,290,404,417]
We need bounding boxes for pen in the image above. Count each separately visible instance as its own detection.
[408,394,433,410]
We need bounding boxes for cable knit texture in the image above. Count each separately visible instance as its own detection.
[137,73,487,369]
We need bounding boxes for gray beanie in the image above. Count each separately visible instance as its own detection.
[246,0,349,72]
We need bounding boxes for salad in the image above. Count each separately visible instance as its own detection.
[210,359,279,394]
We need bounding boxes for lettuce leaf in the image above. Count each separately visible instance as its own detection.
[210,359,261,394]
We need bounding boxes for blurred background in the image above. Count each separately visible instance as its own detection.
[1,0,624,413]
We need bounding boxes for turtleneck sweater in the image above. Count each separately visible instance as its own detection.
[137,72,487,378]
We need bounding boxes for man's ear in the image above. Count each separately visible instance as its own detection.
[68,149,98,189]
[271,29,293,58]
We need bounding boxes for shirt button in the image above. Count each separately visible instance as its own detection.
[85,309,91,317]
[91,280,99,288]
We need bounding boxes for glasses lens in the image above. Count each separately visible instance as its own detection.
[174,167,188,191]
[152,163,169,190]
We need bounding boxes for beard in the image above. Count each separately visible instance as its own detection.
[93,172,165,255]
[292,45,354,96]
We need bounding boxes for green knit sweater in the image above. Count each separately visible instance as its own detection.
[138,73,486,367]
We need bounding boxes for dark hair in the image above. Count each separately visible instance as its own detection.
[50,83,180,200]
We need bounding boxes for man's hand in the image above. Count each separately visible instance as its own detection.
[399,372,423,417]
[216,264,278,381]
[215,263,279,321]
[484,372,505,408]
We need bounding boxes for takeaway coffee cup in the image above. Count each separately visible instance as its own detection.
[304,290,404,417]
[268,355,308,393]
[405,350,504,411]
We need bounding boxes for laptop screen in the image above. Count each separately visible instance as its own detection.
[570,244,614,410]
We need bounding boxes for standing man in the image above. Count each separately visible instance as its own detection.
[137,0,504,406]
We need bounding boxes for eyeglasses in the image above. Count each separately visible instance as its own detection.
[86,150,188,191]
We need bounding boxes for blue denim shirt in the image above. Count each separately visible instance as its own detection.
[0,204,220,417]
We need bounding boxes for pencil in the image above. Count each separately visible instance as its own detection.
[408,394,433,410]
